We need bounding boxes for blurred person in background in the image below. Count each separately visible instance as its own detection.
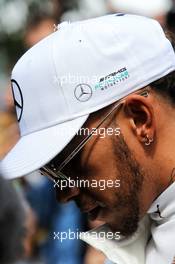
[0,173,38,264]
[54,0,108,22]
[24,13,56,48]
[167,0,175,34]
[108,0,172,27]
[0,174,25,263]
[0,105,19,159]
[52,0,80,22]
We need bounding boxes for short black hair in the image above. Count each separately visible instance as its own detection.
[150,31,175,104]
[0,176,25,264]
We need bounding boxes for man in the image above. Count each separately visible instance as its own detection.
[1,14,175,263]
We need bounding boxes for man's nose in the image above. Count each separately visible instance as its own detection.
[56,186,80,203]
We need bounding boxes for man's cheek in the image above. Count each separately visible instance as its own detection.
[86,188,115,207]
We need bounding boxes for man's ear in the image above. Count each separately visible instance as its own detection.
[123,94,155,144]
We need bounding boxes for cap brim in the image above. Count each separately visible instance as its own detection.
[0,115,89,180]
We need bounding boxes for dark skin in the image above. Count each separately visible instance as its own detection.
[54,86,175,237]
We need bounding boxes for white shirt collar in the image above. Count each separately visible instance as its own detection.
[147,181,175,219]
[80,183,175,264]
[146,182,175,264]
[80,216,150,264]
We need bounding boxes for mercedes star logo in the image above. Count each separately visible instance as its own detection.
[74,84,92,102]
[11,79,24,122]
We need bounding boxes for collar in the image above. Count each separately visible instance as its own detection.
[80,183,175,264]
[147,182,175,220]
[80,216,150,264]
[146,182,175,264]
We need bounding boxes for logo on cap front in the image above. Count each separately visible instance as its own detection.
[74,84,92,102]
[11,79,24,122]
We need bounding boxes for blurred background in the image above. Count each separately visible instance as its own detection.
[0,0,175,263]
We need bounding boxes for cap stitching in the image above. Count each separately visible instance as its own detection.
[51,33,72,115]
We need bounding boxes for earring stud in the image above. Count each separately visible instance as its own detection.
[144,135,153,146]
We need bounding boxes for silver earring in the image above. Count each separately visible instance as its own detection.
[144,135,153,146]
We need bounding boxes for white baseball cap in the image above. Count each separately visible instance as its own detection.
[1,14,175,179]
[109,0,172,17]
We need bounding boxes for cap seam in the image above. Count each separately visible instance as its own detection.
[51,34,72,115]
[112,22,141,86]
